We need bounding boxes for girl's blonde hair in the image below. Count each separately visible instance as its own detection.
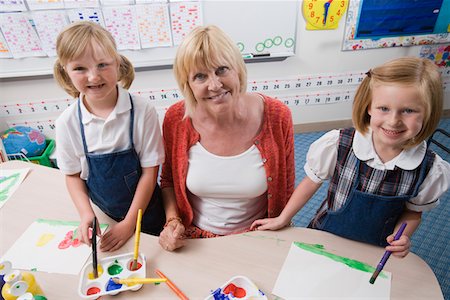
[353,57,443,148]
[173,25,247,118]
[53,21,134,98]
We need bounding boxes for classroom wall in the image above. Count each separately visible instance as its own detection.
[1,2,449,139]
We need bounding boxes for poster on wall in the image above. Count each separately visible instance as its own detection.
[342,0,450,51]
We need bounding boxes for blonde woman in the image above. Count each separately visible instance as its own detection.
[159,25,295,251]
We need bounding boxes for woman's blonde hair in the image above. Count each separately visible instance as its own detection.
[353,57,443,148]
[53,21,134,98]
[173,25,247,117]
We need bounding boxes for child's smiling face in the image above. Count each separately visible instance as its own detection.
[368,84,425,157]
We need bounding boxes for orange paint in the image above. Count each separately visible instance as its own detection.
[86,287,101,295]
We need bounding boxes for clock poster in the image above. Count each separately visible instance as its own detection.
[302,0,349,30]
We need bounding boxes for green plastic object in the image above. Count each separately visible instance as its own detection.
[24,139,55,167]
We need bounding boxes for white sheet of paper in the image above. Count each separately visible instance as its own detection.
[0,168,30,209]
[1,219,107,275]
[273,242,391,299]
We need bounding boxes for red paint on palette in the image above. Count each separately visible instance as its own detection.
[87,286,101,295]
[128,261,142,270]
[223,283,246,298]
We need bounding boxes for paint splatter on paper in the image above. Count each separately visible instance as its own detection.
[0,168,29,209]
[1,219,107,275]
[273,242,391,299]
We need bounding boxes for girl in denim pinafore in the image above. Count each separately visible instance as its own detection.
[54,21,165,252]
[311,128,435,247]
[78,95,165,236]
[251,57,450,257]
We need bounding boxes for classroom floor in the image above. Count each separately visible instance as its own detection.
[291,118,450,300]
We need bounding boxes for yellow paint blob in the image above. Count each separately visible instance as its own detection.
[87,265,103,280]
[36,233,55,247]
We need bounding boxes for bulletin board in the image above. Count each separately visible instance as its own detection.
[342,0,450,50]
[0,0,299,79]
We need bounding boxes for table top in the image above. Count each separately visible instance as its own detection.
[0,161,444,299]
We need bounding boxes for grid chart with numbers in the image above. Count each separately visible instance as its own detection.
[2,69,449,137]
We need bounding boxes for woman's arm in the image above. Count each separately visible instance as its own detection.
[159,187,186,251]
[251,176,322,230]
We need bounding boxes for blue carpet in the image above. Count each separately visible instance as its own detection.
[292,119,450,299]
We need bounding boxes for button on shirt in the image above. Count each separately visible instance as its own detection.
[304,129,450,212]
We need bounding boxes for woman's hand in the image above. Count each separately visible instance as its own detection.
[250,216,288,231]
[100,219,134,252]
[385,234,411,258]
[159,218,186,251]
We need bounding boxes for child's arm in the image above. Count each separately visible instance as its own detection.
[65,173,97,246]
[385,209,422,258]
[158,187,186,251]
[99,166,159,252]
[250,177,322,231]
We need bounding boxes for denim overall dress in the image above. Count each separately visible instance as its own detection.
[312,128,434,246]
[78,95,165,235]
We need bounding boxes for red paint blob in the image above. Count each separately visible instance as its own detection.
[128,261,142,271]
[86,287,101,295]
[72,238,81,247]
[58,238,71,249]
[223,283,246,298]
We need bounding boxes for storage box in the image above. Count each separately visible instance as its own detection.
[8,139,55,167]
[28,139,55,167]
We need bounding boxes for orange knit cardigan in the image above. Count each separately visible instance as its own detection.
[160,95,295,229]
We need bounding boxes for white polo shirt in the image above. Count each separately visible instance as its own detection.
[56,85,164,180]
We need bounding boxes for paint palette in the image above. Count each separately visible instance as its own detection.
[78,252,146,299]
[206,275,268,300]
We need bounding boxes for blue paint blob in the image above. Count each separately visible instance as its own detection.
[211,288,230,300]
[106,278,122,291]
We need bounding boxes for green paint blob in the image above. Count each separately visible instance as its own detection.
[34,296,48,300]
[294,242,387,279]
[108,260,123,275]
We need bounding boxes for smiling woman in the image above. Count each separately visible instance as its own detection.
[158,25,295,252]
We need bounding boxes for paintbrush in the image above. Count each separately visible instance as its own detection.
[131,209,143,271]
[369,222,407,284]
[92,217,98,278]
[112,277,167,285]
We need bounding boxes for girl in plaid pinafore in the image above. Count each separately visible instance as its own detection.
[251,57,450,257]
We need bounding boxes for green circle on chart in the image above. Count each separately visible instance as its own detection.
[285,38,295,48]
[264,38,273,48]
[237,42,244,52]
[255,43,265,52]
[273,36,282,46]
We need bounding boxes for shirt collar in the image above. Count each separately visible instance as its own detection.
[353,128,426,170]
[79,85,130,124]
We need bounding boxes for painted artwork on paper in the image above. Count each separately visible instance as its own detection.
[272,242,391,299]
[0,168,29,209]
[1,219,108,275]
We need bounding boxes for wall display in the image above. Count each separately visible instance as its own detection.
[0,0,298,78]
[342,0,450,51]
[420,43,450,67]
[302,0,348,30]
